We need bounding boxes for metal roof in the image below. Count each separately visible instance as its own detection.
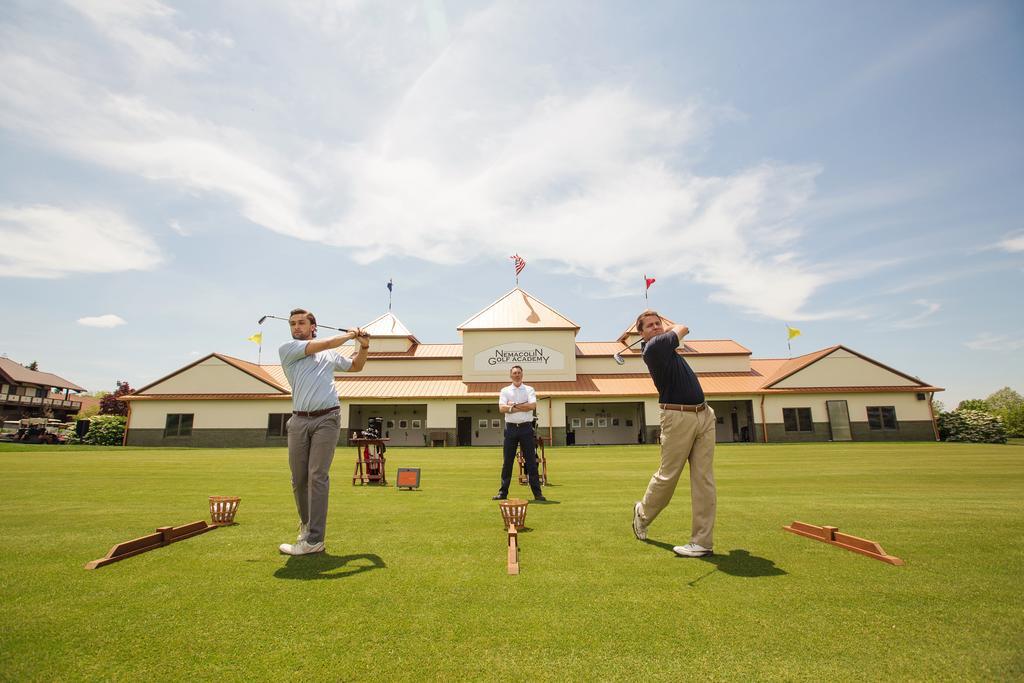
[457,288,580,330]
[0,357,86,392]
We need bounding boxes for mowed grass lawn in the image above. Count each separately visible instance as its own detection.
[1,442,1022,681]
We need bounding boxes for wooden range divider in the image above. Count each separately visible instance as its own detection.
[84,520,217,570]
[783,521,904,566]
[507,524,520,575]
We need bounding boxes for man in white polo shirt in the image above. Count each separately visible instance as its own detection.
[277,308,369,556]
[492,365,545,501]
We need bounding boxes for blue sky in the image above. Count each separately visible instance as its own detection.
[1,0,1021,407]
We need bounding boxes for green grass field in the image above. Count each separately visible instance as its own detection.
[1,442,1022,681]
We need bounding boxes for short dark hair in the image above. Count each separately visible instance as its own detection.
[289,308,317,338]
[510,365,524,374]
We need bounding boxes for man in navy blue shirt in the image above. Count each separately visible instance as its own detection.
[631,310,717,557]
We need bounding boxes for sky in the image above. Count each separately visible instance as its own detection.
[1,0,1022,408]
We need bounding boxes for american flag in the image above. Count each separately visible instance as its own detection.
[510,254,526,276]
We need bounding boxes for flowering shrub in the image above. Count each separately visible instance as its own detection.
[937,409,1007,444]
[67,415,127,446]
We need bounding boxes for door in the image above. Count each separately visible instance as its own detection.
[826,400,853,441]
[457,416,473,446]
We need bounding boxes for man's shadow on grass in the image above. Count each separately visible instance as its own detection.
[274,552,386,581]
[644,541,786,585]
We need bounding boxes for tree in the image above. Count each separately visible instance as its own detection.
[957,399,990,412]
[24,361,38,371]
[985,387,1023,413]
[931,399,945,414]
[1002,404,1024,438]
[99,381,133,416]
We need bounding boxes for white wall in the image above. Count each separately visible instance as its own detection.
[145,357,282,394]
[129,399,290,428]
[773,349,918,388]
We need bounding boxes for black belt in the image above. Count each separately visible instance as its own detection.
[505,422,533,428]
[292,406,340,417]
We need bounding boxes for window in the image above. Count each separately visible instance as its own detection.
[398,420,408,429]
[570,417,581,429]
[598,417,608,428]
[479,419,488,429]
[585,417,595,427]
[267,413,290,437]
[411,419,421,429]
[611,417,620,427]
[386,420,395,429]
[164,413,194,437]
[867,406,898,430]
[625,419,633,427]
[491,419,501,428]
[783,408,813,433]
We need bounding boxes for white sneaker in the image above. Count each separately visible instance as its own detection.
[632,502,648,541]
[296,522,309,542]
[673,543,712,557]
[278,539,325,555]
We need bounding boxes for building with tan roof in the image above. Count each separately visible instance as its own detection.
[123,288,942,447]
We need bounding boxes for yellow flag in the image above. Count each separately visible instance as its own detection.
[247,332,263,345]
[787,325,801,341]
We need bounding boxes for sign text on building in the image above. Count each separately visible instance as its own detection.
[474,343,565,371]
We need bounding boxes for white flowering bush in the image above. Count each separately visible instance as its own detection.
[937,409,1007,444]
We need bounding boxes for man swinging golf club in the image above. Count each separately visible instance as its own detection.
[631,310,717,557]
[278,308,369,555]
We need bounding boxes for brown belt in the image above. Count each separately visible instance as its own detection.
[660,402,707,413]
[292,406,340,417]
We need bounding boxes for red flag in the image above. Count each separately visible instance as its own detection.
[645,276,656,290]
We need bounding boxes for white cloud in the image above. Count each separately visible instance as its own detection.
[997,234,1024,253]
[0,2,880,320]
[168,219,190,236]
[964,333,1024,352]
[0,205,162,278]
[77,314,127,328]
[892,299,941,329]
[65,0,204,71]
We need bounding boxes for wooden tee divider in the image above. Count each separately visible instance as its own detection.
[84,520,217,570]
[783,520,904,565]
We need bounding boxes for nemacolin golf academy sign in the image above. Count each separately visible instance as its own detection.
[474,343,565,371]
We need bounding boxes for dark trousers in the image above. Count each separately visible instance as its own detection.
[500,423,542,497]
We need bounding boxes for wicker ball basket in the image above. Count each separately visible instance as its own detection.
[498,498,529,530]
[209,496,241,526]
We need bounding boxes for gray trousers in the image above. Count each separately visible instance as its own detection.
[286,410,340,544]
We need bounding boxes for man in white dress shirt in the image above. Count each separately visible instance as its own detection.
[492,365,545,501]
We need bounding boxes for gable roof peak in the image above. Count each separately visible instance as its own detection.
[457,287,580,331]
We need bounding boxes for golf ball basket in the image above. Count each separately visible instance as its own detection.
[209,496,241,526]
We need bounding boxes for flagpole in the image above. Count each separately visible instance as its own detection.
[644,275,648,302]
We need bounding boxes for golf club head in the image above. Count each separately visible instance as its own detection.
[613,353,625,366]
[258,315,267,324]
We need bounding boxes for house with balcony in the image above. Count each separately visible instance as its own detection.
[0,357,86,421]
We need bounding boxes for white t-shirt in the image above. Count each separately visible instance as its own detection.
[499,383,536,424]
[279,340,353,413]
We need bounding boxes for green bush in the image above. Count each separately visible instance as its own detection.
[937,409,1007,444]
[67,415,127,446]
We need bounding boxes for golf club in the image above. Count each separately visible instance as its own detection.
[613,338,645,365]
[258,314,349,333]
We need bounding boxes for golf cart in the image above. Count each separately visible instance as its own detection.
[1,418,69,444]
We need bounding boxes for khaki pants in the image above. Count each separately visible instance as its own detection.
[638,406,717,548]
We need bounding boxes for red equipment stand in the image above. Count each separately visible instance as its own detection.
[351,438,389,485]
[517,435,548,486]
